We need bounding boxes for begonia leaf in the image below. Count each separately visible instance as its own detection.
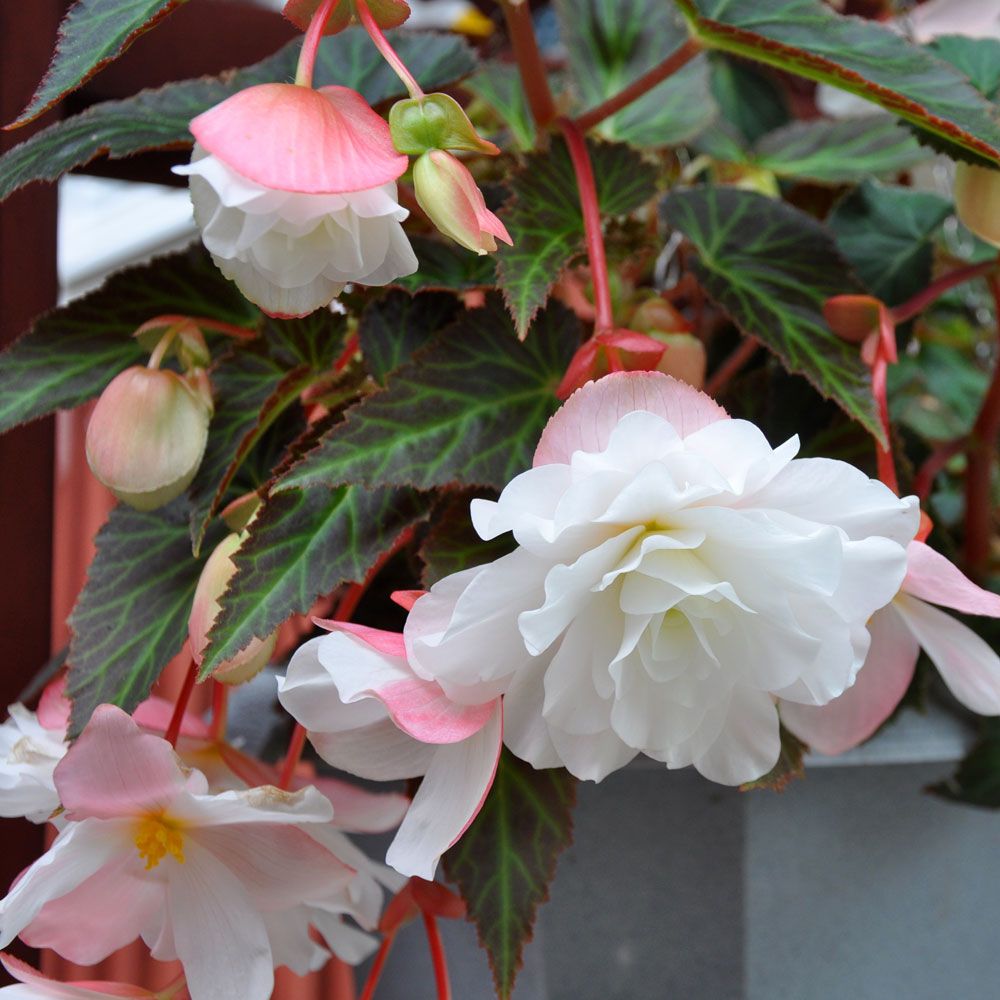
[283,0,410,36]
[358,290,460,386]
[752,116,928,184]
[0,247,258,436]
[187,312,349,555]
[444,750,577,1000]
[497,139,657,335]
[66,497,222,737]
[8,0,188,128]
[673,0,1000,167]
[739,727,807,793]
[828,180,952,308]
[391,236,498,295]
[198,486,427,678]
[555,0,717,148]
[709,54,790,145]
[928,36,1000,100]
[929,720,1000,809]
[663,186,882,441]
[278,296,581,493]
[0,28,475,202]
[419,493,515,587]
[464,62,536,151]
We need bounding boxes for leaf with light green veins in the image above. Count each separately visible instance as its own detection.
[464,63,536,151]
[9,0,188,128]
[444,750,577,1000]
[390,236,497,295]
[187,311,349,555]
[664,186,882,442]
[67,497,223,737]
[278,296,581,494]
[0,28,476,203]
[359,290,460,386]
[0,247,258,436]
[928,36,1000,100]
[753,116,929,184]
[419,493,515,587]
[828,180,952,308]
[497,138,657,335]
[673,0,1000,167]
[198,485,428,678]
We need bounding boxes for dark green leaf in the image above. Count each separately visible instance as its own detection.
[497,138,658,333]
[556,0,716,147]
[10,0,187,127]
[465,62,536,151]
[444,750,576,1000]
[0,28,475,202]
[279,296,581,493]
[710,54,790,145]
[828,179,952,307]
[740,727,807,792]
[928,720,1000,808]
[674,0,1000,166]
[419,493,516,587]
[0,247,258,435]
[187,312,349,554]
[359,290,460,386]
[390,236,497,294]
[929,36,1000,99]
[664,186,881,440]
[67,497,221,737]
[199,485,427,677]
[754,115,928,184]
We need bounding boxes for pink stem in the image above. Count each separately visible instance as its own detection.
[558,117,614,335]
[704,337,760,398]
[277,723,308,791]
[164,660,198,748]
[501,1,557,130]
[358,934,395,1000]
[890,258,998,325]
[914,435,968,503]
[422,913,452,1000]
[295,0,342,88]
[355,0,424,98]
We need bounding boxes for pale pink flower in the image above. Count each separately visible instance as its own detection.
[0,706,352,1000]
[278,619,502,879]
[402,372,919,785]
[175,84,416,318]
[0,952,161,999]
[781,541,1000,754]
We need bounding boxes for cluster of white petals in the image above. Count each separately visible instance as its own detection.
[405,373,920,785]
[0,703,66,824]
[177,149,417,319]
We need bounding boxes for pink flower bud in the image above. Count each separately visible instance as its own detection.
[412,150,512,255]
[954,161,1000,248]
[189,532,278,685]
[85,367,212,511]
[652,333,707,389]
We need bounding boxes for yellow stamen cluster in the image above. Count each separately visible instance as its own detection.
[134,816,185,870]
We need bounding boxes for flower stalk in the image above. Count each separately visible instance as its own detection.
[355,0,424,99]
[295,0,343,87]
[164,659,199,748]
[890,256,999,325]
[500,0,557,131]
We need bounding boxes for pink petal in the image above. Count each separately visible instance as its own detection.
[306,774,410,833]
[781,604,920,755]
[895,593,1000,714]
[54,706,186,821]
[308,719,436,781]
[903,541,1000,616]
[0,954,155,999]
[37,675,71,733]
[534,371,728,467]
[170,784,334,829]
[313,618,407,659]
[385,701,502,879]
[391,589,427,611]
[133,696,211,740]
[191,84,407,194]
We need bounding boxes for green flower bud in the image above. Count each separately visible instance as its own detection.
[389,93,499,156]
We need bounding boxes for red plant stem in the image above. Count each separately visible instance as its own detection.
[704,337,760,398]
[164,660,199,748]
[501,0,557,130]
[277,723,308,791]
[355,0,424,98]
[575,38,703,132]
[914,435,968,503]
[295,0,342,87]
[148,315,258,341]
[422,914,452,1000]
[334,332,361,373]
[871,355,899,495]
[963,274,1000,578]
[358,934,395,1000]
[890,258,998,325]
[558,117,614,335]
[210,681,228,742]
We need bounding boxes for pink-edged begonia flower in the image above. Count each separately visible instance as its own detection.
[402,371,919,785]
[175,83,416,318]
[412,150,512,255]
[0,706,353,1000]
[556,329,667,400]
[781,541,1000,755]
[278,620,502,879]
[0,952,164,999]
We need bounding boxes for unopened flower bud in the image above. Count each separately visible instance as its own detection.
[389,93,499,156]
[413,151,512,255]
[135,317,211,371]
[650,332,707,389]
[86,367,212,511]
[189,532,277,685]
[629,296,690,336]
[954,161,1000,247]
